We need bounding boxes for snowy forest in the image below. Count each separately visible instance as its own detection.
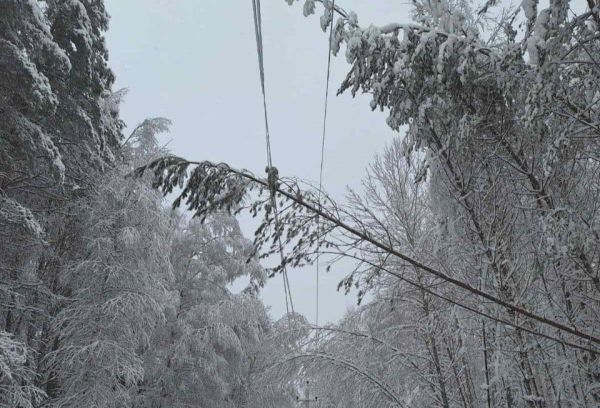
[2,0,600,407]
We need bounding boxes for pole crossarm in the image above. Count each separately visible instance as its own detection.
[296,380,318,407]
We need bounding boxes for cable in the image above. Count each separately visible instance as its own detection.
[178,161,600,348]
[245,1,598,349]
[328,250,599,355]
[251,0,272,168]
[316,0,336,327]
[251,0,296,320]
[146,156,600,352]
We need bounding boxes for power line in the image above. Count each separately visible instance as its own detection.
[316,0,336,327]
[244,0,599,351]
[322,250,599,355]
[250,0,272,168]
[251,0,296,320]
[175,161,600,349]
[141,153,600,352]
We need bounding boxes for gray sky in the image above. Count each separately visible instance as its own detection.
[104,0,412,324]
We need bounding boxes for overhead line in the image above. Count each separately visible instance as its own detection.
[251,0,295,320]
[316,0,336,327]
[179,161,600,349]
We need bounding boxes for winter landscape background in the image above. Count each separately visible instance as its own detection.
[2,0,600,407]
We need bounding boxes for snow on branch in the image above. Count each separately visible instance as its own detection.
[134,157,600,349]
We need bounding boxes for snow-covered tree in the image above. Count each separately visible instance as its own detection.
[286,0,600,405]
[139,0,600,406]
[0,331,45,408]
[2,3,298,407]
[46,150,172,406]
[135,212,268,408]
[1,2,122,405]
[135,205,298,408]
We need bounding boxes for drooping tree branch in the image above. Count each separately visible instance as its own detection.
[134,157,600,348]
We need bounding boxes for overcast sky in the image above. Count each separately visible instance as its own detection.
[104,0,412,324]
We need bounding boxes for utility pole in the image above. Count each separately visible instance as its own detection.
[296,380,318,407]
